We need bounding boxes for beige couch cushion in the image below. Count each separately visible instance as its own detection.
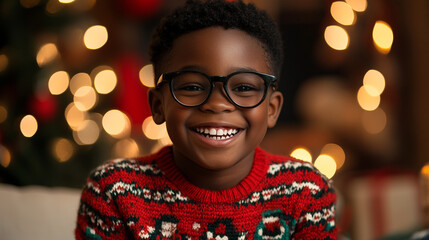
[0,183,81,240]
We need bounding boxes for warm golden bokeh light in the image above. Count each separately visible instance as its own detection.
[0,145,11,168]
[72,0,96,11]
[373,21,394,54]
[48,70,70,95]
[345,0,367,12]
[159,134,173,147]
[324,25,349,50]
[114,138,140,158]
[139,64,155,87]
[357,86,380,111]
[422,164,429,176]
[20,115,38,138]
[330,1,355,26]
[314,155,337,179]
[0,104,7,123]
[65,102,87,130]
[320,143,346,169]
[36,43,59,67]
[102,109,131,138]
[290,148,312,163]
[52,138,74,162]
[20,0,41,8]
[362,108,387,134]
[83,25,108,50]
[363,69,385,96]
[94,69,117,94]
[0,54,8,72]
[70,72,92,95]
[58,0,75,3]
[142,116,168,140]
[73,119,100,145]
[73,86,98,111]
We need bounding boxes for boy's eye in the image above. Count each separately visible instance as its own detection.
[231,84,257,92]
[178,84,205,91]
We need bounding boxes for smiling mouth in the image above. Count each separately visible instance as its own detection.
[193,127,240,140]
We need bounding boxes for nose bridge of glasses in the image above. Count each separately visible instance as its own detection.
[203,75,235,106]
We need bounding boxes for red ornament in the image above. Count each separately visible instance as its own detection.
[29,93,58,122]
[115,53,152,131]
[119,0,162,19]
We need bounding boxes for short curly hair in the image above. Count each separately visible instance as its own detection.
[149,0,283,80]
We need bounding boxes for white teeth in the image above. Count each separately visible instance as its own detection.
[209,128,217,135]
[194,127,239,139]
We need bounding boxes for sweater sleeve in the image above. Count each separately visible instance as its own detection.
[292,173,338,240]
[75,167,129,240]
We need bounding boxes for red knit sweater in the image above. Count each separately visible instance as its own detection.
[75,146,337,239]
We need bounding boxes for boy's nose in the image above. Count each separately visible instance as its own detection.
[199,83,235,112]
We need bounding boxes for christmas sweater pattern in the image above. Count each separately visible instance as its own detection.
[75,146,337,239]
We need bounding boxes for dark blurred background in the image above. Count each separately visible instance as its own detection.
[0,0,428,239]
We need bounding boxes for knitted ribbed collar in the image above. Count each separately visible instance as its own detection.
[156,146,269,204]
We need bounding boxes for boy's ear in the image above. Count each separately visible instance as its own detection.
[267,91,284,128]
[148,88,165,124]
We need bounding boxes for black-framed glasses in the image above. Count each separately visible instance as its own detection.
[156,70,278,108]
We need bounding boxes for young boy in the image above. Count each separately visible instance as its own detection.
[75,0,337,239]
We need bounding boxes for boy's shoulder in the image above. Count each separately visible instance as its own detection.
[260,148,332,185]
[88,146,171,181]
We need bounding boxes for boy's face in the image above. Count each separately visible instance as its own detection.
[149,27,283,174]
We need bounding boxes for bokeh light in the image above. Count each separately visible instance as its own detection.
[314,155,337,179]
[58,0,75,3]
[422,164,429,176]
[139,64,155,87]
[65,102,87,130]
[324,25,349,50]
[83,25,108,50]
[290,148,312,163]
[48,70,70,95]
[52,138,74,162]
[102,109,131,138]
[0,145,11,168]
[94,69,117,94]
[345,0,367,12]
[36,43,59,67]
[73,119,100,145]
[0,104,7,123]
[20,0,41,8]
[72,0,96,11]
[142,116,168,140]
[330,1,355,26]
[73,86,98,111]
[362,108,387,134]
[159,134,173,147]
[357,86,380,111]
[20,115,38,138]
[363,69,385,96]
[114,138,140,158]
[373,21,394,54]
[320,143,346,169]
[70,73,92,95]
[0,54,8,72]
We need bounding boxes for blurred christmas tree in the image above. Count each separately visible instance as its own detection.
[0,0,172,188]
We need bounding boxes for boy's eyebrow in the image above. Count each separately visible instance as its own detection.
[173,65,262,75]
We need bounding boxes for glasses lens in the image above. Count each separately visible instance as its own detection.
[226,73,266,107]
[171,72,211,106]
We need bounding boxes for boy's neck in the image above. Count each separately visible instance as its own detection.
[172,148,254,191]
